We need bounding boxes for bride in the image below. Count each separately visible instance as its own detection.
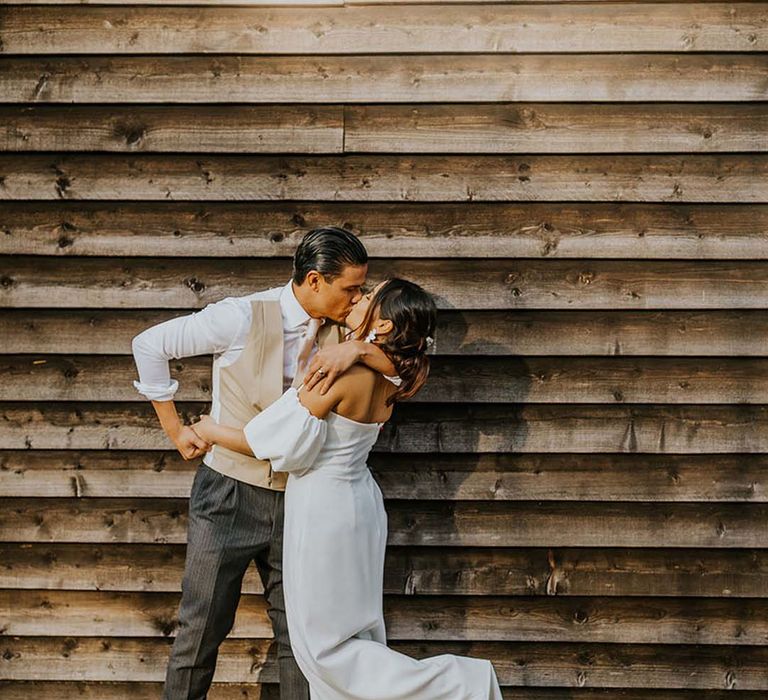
[193,277,503,700]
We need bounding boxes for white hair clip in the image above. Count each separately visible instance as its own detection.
[365,329,377,343]
[425,336,434,348]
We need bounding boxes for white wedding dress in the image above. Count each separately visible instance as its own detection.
[243,386,503,700]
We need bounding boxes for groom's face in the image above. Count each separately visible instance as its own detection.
[315,263,368,324]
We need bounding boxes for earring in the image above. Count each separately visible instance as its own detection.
[365,329,377,343]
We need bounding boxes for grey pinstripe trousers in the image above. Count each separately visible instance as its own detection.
[163,463,310,700]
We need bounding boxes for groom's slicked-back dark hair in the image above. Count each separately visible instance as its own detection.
[292,226,368,285]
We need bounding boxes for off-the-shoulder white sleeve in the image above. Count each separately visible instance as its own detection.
[243,387,328,474]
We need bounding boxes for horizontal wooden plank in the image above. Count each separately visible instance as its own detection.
[4,104,766,154]
[3,402,768,454]
[4,590,768,643]
[424,357,768,404]
[3,637,768,689]
[0,105,344,154]
[0,0,345,4]
[2,55,766,103]
[0,355,213,403]
[0,589,271,638]
[4,202,768,259]
[2,450,766,503]
[345,0,768,3]
[2,498,766,547]
[385,403,768,454]
[427,309,768,356]
[3,5,765,54]
[6,354,768,405]
[4,308,768,357]
[3,154,767,203]
[1,685,766,700]
[374,452,768,503]
[3,543,767,597]
[5,258,768,310]
[1,637,269,683]
[0,682,273,700]
[3,684,768,700]
[345,104,768,154]
[0,0,756,4]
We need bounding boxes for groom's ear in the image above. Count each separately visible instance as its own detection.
[303,270,323,292]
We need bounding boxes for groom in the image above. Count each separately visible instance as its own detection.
[131,226,396,699]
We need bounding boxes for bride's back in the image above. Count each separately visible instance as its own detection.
[330,365,396,425]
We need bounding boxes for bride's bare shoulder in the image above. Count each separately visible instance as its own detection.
[335,364,378,395]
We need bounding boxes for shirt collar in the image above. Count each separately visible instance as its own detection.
[280,280,324,330]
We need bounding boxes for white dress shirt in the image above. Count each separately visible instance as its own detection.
[131,280,325,415]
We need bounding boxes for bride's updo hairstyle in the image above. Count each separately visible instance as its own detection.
[352,278,437,406]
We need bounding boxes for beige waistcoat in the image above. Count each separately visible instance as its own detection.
[208,298,343,491]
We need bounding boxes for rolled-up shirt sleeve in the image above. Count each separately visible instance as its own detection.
[131,297,244,401]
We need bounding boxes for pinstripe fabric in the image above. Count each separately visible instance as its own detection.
[163,463,310,700]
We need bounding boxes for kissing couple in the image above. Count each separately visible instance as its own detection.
[132,226,503,699]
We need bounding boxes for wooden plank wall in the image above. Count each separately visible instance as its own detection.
[1,1,767,698]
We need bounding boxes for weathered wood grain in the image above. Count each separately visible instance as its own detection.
[0,0,757,4]
[2,55,766,103]
[0,0,764,695]
[0,589,272,638]
[2,154,766,202]
[2,498,766,547]
[2,683,766,700]
[3,543,767,597]
[5,258,768,310]
[6,354,768,405]
[2,637,768,688]
[2,450,765,502]
[2,402,768,453]
[344,104,768,154]
[2,104,766,154]
[2,5,765,54]
[3,308,768,356]
[383,403,768,454]
[0,105,343,153]
[4,589,768,643]
[0,682,275,700]
[3,202,768,259]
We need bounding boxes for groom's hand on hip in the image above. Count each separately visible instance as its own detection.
[303,343,361,394]
[149,399,211,460]
[173,424,212,461]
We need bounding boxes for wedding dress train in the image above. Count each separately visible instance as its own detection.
[243,387,503,700]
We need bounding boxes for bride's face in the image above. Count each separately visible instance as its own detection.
[345,280,388,338]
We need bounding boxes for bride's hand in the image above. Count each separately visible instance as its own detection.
[303,342,361,394]
[191,414,218,446]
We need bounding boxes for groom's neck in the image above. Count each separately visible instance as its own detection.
[292,281,323,320]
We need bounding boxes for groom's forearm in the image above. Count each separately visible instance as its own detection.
[356,341,397,376]
[151,399,184,441]
[151,400,210,460]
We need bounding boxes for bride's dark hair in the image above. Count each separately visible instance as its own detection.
[349,278,437,406]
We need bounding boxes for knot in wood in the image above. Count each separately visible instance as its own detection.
[185,277,206,294]
[572,609,589,624]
